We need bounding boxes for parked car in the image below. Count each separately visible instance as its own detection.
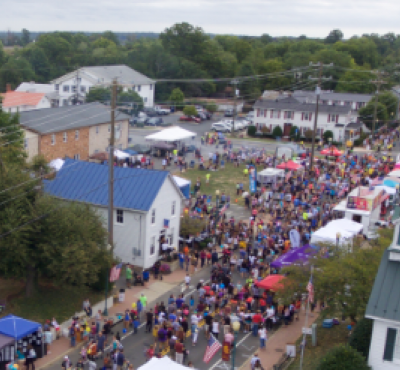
[179,144,197,155]
[130,144,151,154]
[154,106,170,115]
[224,108,234,117]
[203,110,213,119]
[147,117,163,126]
[196,112,208,121]
[212,122,231,133]
[195,105,204,113]
[143,108,158,117]
[179,115,201,123]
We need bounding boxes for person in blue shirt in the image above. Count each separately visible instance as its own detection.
[176,294,184,309]
[178,253,185,270]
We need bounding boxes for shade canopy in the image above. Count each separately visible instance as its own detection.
[0,333,14,350]
[150,142,175,150]
[123,149,138,156]
[276,160,303,171]
[255,274,285,290]
[114,149,130,159]
[384,179,400,188]
[320,146,343,156]
[0,315,41,340]
[310,219,362,246]
[376,185,396,195]
[271,245,318,269]
[388,170,400,178]
[173,176,190,187]
[138,355,191,370]
[145,127,196,142]
[49,158,64,171]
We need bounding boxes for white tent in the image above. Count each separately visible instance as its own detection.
[138,356,190,370]
[328,219,364,234]
[257,168,285,185]
[49,158,64,171]
[114,150,130,160]
[145,127,196,142]
[388,170,400,178]
[375,185,396,195]
[173,176,190,187]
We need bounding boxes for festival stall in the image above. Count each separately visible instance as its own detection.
[0,334,15,370]
[49,158,64,172]
[138,355,190,370]
[320,147,343,157]
[0,315,43,370]
[270,245,319,269]
[255,275,285,291]
[257,168,285,185]
[332,186,386,237]
[145,127,196,143]
[173,176,191,199]
[276,160,303,172]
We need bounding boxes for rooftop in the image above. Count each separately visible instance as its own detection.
[44,158,171,211]
[19,102,130,134]
[1,91,46,108]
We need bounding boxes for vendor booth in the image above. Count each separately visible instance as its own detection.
[0,334,15,370]
[270,245,318,269]
[145,127,196,143]
[138,355,191,370]
[276,160,303,171]
[49,158,64,172]
[173,176,191,199]
[257,168,285,185]
[332,186,386,237]
[255,275,285,291]
[151,142,176,157]
[0,315,43,370]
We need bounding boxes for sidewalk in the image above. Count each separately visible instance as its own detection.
[241,310,319,370]
[35,267,198,369]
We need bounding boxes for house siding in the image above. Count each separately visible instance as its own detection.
[23,129,39,161]
[40,127,90,161]
[88,119,129,154]
[369,319,400,370]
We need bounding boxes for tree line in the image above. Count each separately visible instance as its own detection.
[1,25,400,104]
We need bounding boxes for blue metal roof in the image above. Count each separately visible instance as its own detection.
[45,159,169,211]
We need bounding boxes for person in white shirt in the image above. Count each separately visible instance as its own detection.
[184,274,191,288]
[212,321,219,339]
[258,327,267,349]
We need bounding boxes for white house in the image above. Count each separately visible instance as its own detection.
[44,159,184,269]
[51,65,155,108]
[1,85,51,113]
[253,96,357,141]
[366,207,400,369]
[16,82,61,107]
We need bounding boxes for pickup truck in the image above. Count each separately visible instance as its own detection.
[154,106,170,115]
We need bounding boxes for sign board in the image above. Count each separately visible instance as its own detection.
[372,189,385,210]
[249,166,257,193]
[222,341,231,361]
[302,327,312,335]
[346,196,370,211]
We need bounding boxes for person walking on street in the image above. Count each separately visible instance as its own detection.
[125,265,132,289]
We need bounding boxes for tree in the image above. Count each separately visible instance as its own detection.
[349,318,373,359]
[334,37,380,68]
[238,62,260,100]
[21,29,30,46]
[169,88,185,106]
[277,230,392,322]
[336,69,375,94]
[325,29,344,44]
[205,102,218,113]
[118,90,144,113]
[101,31,120,46]
[316,345,371,370]
[304,129,314,140]
[183,106,198,116]
[290,126,300,140]
[85,87,111,104]
[179,215,206,236]
[22,46,52,82]
[359,102,388,129]
[0,57,35,92]
[272,126,283,138]
[323,130,334,142]
[377,91,398,118]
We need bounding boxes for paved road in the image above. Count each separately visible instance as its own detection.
[43,266,260,370]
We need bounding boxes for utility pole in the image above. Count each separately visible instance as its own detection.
[308,62,333,172]
[104,78,117,316]
[371,71,387,137]
[75,69,80,105]
[231,79,239,135]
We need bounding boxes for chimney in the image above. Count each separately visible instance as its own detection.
[6,83,11,92]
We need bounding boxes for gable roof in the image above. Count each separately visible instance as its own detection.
[366,248,400,322]
[253,96,352,114]
[44,158,172,211]
[19,102,130,134]
[16,82,60,100]
[52,65,154,86]
[1,91,47,108]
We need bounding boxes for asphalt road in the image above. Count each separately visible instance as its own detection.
[43,267,259,370]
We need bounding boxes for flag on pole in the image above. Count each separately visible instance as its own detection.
[109,263,122,282]
[307,276,314,303]
[219,204,228,215]
[163,219,170,228]
[203,333,222,363]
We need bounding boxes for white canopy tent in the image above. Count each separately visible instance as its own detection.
[375,185,396,195]
[114,150,130,160]
[49,158,64,171]
[388,170,400,178]
[138,356,190,370]
[257,168,285,185]
[173,176,190,187]
[145,127,197,142]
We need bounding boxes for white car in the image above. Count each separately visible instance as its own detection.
[195,105,204,113]
[246,111,255,120]
[212,122,231,133]
[154,106,170,115]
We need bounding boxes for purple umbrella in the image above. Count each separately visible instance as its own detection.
[271,244,319,269]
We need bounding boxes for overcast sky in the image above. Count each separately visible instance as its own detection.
[3,0,400,38]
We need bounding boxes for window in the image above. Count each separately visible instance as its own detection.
[150,84,153,90]
[150,237,155,255]
[118,144,122,149]
[63,99,68,106]
[71,85,77,93]
[24,138,28,149]
[75,130,79,140]
[80,86,86,93]
[285,111,294,119]
[116,209,124,224]
[170,228,174,246]
[51,134,55,145]
[144,97,147,103]
[172,201,176,215]
[384,328,399,362]
[63,85,70,92]
[137,85,141,92]
[55,84,59,91]
[96,126,99,134]
[302,112,312,121]
[151,209,156,224]
[270,110,280,118]
[63,132,67,142]
[74,154,80,160]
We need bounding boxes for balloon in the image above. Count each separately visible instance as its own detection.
[118,315,122,320]
[347,325,352,331]
[123,329,127,333]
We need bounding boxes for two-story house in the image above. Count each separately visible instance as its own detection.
[45,158,184,268]
[366,208,400,370]
[51,65,155,107]
[19,102,130,162]
[1,85,51,113]
[253,96,355,141]
[16,82,60,108]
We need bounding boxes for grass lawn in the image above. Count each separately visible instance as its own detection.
[287,316,351,370]
[173,161,265,206]
[0,279,103,324]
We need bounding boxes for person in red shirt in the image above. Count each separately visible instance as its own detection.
[259,298,267,313]
[175,340,184,364]
[252,311,263,337]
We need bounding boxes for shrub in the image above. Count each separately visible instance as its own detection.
[349,318,373,359]
[247,125,257,136]
[316,344,371,370]
[88,266,115,292]
[323,130,334,142]
[272,126,283,138]
[205,102,217,113]
[183,105,198,116]
[260,126,270,134]
[160,264,171,274]
[304,129,314,140]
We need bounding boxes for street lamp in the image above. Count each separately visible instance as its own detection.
[231,320,241,370]
[214,190,220,242]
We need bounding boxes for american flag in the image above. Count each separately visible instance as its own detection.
[219,204,228,215]
[203,334,222,363]
[307,276,314,303]
[109,263,122,282]
[164,219,170,228]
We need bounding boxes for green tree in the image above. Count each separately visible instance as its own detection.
[0,57,35,91]
[101,31,120,46]
[21,46,52,82]
[238,62,260,100]
[272,125,283,138]
[316,345,371,370]
[377,91,398,118]
[325,29,344,44]
[358,102,388,129]
[169,88,185,105]
[290,126,300,140]
[336,69,375,94]
[205,102,217,113]
[21,29,30,46]
[85,87,111,103]
[334,37,380,68]
[349,318,373,359]
[183,105,198,116]
[179,215,205,236]
[323,130,334,142]
[118,90,144,112]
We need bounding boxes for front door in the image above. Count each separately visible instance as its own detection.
[284,123,292,136]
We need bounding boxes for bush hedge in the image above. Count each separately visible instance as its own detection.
[316,344,371,370]
[247,125,257,136]
[349,318,373,359]
[272,126,283,138]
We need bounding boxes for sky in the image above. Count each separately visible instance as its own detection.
[3,0,400,38]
